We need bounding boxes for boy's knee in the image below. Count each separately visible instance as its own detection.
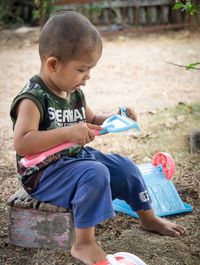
[86,161,110,187]
[118,157,141,178]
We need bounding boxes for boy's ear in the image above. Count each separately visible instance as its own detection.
[46,57,59,73]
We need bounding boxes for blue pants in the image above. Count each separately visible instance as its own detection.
[32,147,152,228]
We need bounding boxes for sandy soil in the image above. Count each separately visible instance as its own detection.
[0,27,199,265]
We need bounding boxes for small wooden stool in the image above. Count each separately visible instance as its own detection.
[7,189,74,250]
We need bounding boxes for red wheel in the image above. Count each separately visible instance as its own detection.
[152,152,175,179]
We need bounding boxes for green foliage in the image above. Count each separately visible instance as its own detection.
[168,102,200,115]
[186,62,200,70]
[190,102,200,112]
[173,0,198,15]
[33,0,56,22]
[85,3,103,15]
[0,0,8,24]
[0,0,24,25]
[173,1,200,71]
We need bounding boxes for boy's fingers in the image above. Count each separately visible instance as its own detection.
[127,108,137,121]
[88,129,95,141]
[86,123,103,131]
[86,134,92,144]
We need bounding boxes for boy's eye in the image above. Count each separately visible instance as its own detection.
[78,69,86,73]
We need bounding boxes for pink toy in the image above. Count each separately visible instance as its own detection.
[21,130,100,168]
[93,252,147,265]
[21,142,76,168]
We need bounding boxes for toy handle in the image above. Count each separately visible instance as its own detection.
[152,152,175,179]
[21,142,76,168]
[21,129,101,168]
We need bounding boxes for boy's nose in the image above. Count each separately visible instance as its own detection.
[84,72,90,80]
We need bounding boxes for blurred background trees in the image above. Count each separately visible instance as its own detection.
[0,0,199,28]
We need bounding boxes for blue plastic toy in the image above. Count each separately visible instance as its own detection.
[100,114,141,135]
[112,152,193,218]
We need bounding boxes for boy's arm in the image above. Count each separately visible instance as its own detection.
[14,99,101,156]
[85,105,113,125]
[85,105,137,125]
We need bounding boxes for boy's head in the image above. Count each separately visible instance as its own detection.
[39,11,102,63]
[39,11,102,94]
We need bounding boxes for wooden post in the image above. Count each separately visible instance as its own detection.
[127,7,135,25]
[39,0,45,28]
[147,6,158,25]
[112,7,123,25]
[103,8,110,24]
[161,5,169,24]
[138,7,147,25]
[90,3,100,24]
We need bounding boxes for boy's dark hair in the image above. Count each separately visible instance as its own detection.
[39,11,102,63]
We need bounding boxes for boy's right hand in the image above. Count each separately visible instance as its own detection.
[67,123,102,146]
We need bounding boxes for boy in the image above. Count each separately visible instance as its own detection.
[10,11,185,265]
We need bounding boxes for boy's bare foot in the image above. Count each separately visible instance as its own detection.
[141,216,186,237]
[71,240,107,265]
[137,209,186,237]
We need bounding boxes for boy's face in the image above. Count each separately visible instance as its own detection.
[51,47,102,94]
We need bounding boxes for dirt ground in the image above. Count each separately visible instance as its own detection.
[0,27,200,265]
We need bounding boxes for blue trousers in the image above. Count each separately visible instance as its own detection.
[32,147,152,228]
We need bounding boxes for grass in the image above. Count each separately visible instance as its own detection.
[92,102,200,182]
[135,102,200,179]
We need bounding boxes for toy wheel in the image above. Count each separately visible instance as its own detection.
[152,152,175,179]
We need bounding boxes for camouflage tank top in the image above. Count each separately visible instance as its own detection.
[10,75,86,193]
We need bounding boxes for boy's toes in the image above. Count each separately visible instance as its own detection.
[166,223,186,237]
[173,225,186,235]
[168,228,181,237]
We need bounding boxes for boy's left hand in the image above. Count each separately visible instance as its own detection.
[118,107,137,122]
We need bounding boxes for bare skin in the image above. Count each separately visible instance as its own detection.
[70,227,106,265]
[138,209,186,237]
[71,210,185,265]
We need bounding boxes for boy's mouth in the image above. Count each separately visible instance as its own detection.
[74,82,86,89]
[71,83,86,93]
[79,82,86,87]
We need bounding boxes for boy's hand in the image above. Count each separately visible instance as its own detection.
[67,123,102,146]
[86,123,103,132]
[118,106,137,121]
